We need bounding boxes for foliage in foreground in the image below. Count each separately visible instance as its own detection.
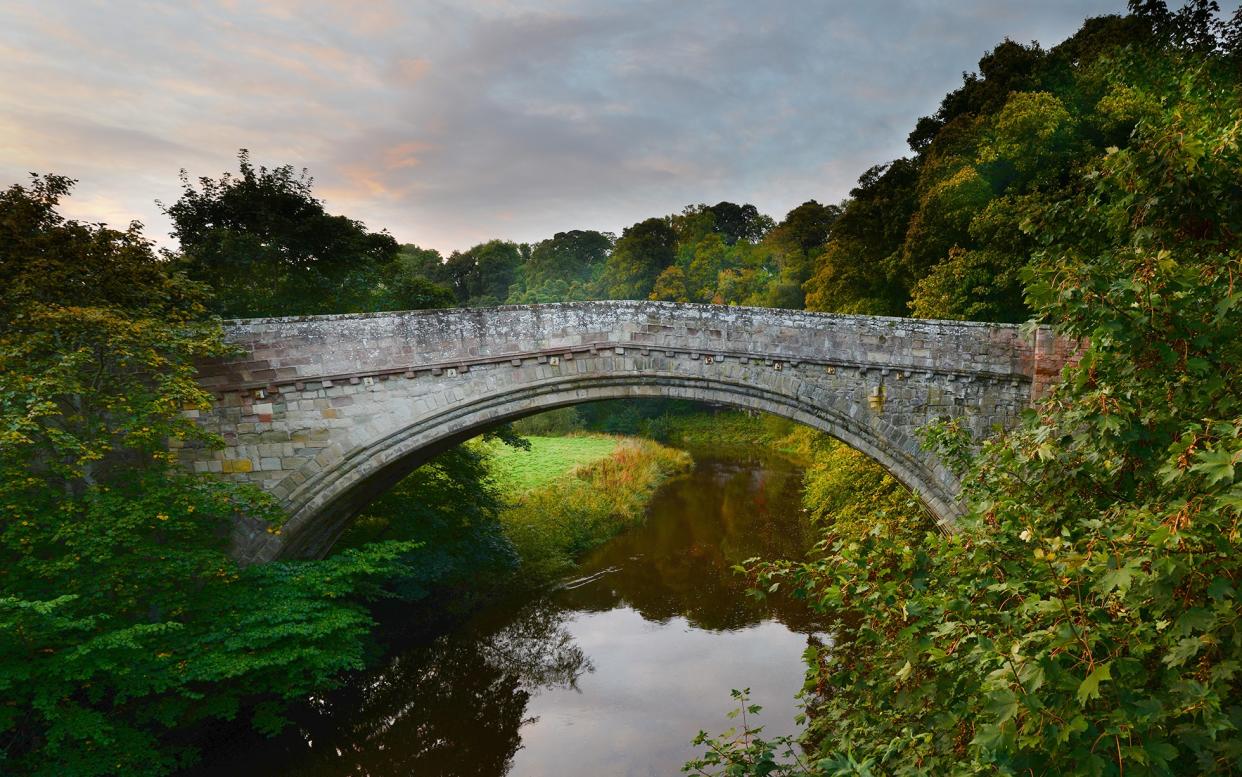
[689,44,1242,776]
[0,177,414,775]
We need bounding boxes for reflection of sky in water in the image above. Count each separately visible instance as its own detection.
[514,608,814,777]
[189,455,825,776]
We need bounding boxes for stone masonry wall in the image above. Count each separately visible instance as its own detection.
[182,301,1076,562]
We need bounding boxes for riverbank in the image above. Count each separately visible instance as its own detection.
[645,409,927,540]
[654,409,816,455]
[488,434,694,580]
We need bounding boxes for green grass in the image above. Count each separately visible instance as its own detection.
[496,437,693,580]
[487,434,621,492]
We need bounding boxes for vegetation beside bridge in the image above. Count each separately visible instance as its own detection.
[1,3,1239,774]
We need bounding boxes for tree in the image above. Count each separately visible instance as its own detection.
[895,114,994,295]
[768,200,840,255]
[597,217,677,300]
[372,244,456,311]
[693,39,1242,777]
[803,160,920,315]
[525,230,612,290]
[706,201,775,245]
[649,266,690,302]
[0,177,412,774]
[670,205,719,247]
[758,200,842,309]
[164,150,399,318]
[684,234,733,301]
[442,240,523,306]
[909,195,1036,322]
[334,445,518,602]
[927,39,1047,134]
[1130,0,1233,51]
[377,272,456,312]
[394,243,450,287]
[805,4,1170,324]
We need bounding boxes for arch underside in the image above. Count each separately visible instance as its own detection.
[266,372,963,561]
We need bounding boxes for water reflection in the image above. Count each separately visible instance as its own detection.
[259,603,591,776]
[195,453,821,776]
[555,454,819,632]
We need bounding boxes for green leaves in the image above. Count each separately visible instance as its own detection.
[983,688,1019,723]
[1076,662,1113,706]
[165,150,401,318]
[693,36,1242,777]
[1095,559,1141,596]
[0,180,413,775]
[1190,447,1238,486]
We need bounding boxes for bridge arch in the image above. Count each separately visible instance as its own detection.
[184,301,1073,563]
[273,371,960,560]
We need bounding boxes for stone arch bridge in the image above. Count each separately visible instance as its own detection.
[183,301,1075,563]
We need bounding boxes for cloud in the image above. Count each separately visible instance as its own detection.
[392,57,431,84]
[5,0,1214,254]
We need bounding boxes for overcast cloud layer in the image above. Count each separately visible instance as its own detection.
[1,0,1145,253]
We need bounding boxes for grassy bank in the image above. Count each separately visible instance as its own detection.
[488,434,621,491]
[496,409,926,574]
[490,435,693,580]
[647,409,930,541]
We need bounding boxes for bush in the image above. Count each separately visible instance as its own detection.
[0,177,411,774]
[510,407,584,437]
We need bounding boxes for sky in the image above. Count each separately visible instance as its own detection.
[0,0,1153,254]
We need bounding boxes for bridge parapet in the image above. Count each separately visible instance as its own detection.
[198,302,1052,393]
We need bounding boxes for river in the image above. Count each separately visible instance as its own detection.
[197,451,825,776]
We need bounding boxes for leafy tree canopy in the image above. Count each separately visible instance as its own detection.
[442,239,524,306]
[525,229,613,290]
[0,178,413,775]
[690,15,1242,776]
[164,149,399,318]
[599,217,677,300]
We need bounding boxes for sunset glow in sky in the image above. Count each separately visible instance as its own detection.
[2,0,1144,253]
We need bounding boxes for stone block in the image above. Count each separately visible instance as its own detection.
[222,458,253,473]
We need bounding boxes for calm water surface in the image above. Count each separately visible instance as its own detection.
[200,453,824,776]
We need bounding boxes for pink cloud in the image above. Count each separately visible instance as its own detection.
[393,57,431,84]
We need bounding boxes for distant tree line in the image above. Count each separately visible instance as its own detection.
[165,0,1239,335]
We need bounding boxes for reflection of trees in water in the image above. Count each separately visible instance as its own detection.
[477,598,594,693]
[556,458,826,633]
[196,455,818,775]
[280,457,814,773]
[236,601,590,776]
